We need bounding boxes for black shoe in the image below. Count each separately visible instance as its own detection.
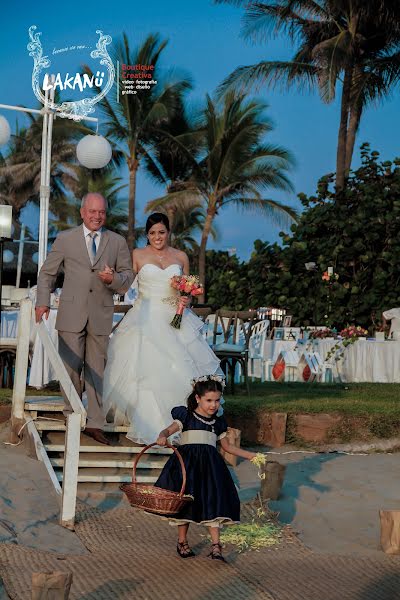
[208,542,226,562]
[176,541,195,559]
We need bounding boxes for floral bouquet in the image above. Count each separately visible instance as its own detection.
[340,325,368,339]
[170,274,203,329]
[309,328,336,340]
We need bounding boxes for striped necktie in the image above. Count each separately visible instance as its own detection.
[88,231,98,264]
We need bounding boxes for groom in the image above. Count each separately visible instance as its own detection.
[35,193,134,445]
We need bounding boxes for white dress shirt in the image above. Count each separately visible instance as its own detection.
[83,224,101,257]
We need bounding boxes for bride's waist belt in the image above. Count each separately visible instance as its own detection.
[180,430,216,447]
[138,292,180,306]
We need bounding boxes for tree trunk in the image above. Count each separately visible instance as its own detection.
[198,207,215,304]
[336,67,352,191]
[127,157,138,252]
[345,100,362,176]
[166,207,176,233]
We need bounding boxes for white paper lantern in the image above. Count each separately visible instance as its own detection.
[3,249,14,263]
[76,134,112,169]
[0,115,11,147]
[32,252,39,264]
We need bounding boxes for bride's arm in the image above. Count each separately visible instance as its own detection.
[131,248,140,275]
[156,421,181,446]
[182,252,190,276]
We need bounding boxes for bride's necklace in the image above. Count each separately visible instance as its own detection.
[152,248,168,264]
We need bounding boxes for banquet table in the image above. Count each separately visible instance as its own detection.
[263,338,400,383]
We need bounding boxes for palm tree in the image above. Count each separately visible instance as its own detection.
[146,92,296,301]
[142,100,202,232]
[0,108,89,217]
[51,169,129,236]
[171,206,219,252]
[215,0,400,189]
[84,33,193,251]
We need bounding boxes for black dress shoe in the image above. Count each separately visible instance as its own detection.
[85,428,111,445]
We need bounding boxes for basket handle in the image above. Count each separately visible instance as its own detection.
[132,443,187,497]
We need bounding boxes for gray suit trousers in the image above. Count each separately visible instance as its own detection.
[58,322,109,429]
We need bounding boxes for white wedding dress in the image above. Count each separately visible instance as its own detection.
[103,263,221,443]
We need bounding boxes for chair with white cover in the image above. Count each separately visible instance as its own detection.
[248,320,270,381]
[10,288,28,305]
[1,286,13,307]
[211,310,257,394]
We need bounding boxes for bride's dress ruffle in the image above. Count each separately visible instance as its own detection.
[103,263,221,444]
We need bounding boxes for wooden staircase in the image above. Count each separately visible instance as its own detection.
[24,396,171,493]
[11,298,172,528]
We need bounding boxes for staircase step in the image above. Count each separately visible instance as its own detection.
[35,420,130,432]
[56,472,158,483]
[45,444,172,454]
[25,396,64,411]
[50,458,165,469]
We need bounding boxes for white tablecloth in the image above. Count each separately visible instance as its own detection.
[0,310,19,338]
[263,339,400,383]
[29,311,125,388]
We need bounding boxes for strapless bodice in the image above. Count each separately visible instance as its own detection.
[137,263,182,300]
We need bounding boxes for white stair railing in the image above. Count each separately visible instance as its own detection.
[11,297,86,529]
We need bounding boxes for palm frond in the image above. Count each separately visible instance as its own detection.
[226,196,298,230]
[218,60,318,97]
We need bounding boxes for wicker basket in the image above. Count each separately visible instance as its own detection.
[120,443,193,515]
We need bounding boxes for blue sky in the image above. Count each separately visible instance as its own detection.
[1,0,399,259]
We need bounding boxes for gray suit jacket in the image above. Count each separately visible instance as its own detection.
[36,225,134,335]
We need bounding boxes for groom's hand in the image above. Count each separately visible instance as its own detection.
[35,306,50,323]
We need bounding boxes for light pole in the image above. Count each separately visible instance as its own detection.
[0,98,99,275]
[0,205,13,326]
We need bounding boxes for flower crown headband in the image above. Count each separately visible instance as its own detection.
[190,374,226,390]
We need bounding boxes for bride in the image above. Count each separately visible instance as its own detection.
[103,212,221,443]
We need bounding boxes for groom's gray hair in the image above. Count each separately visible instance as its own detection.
[81,193,108,209]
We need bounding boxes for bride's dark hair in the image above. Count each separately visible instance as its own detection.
[187,379,223,413]
[145,212,170,234]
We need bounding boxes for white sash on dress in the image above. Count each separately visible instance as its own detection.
[180,430,217,447]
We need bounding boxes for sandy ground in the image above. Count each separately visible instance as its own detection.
[234,447,400,556]
[1,418,398,600]
[0,424,87,556]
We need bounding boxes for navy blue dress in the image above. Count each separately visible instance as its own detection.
[155,406,240,526]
